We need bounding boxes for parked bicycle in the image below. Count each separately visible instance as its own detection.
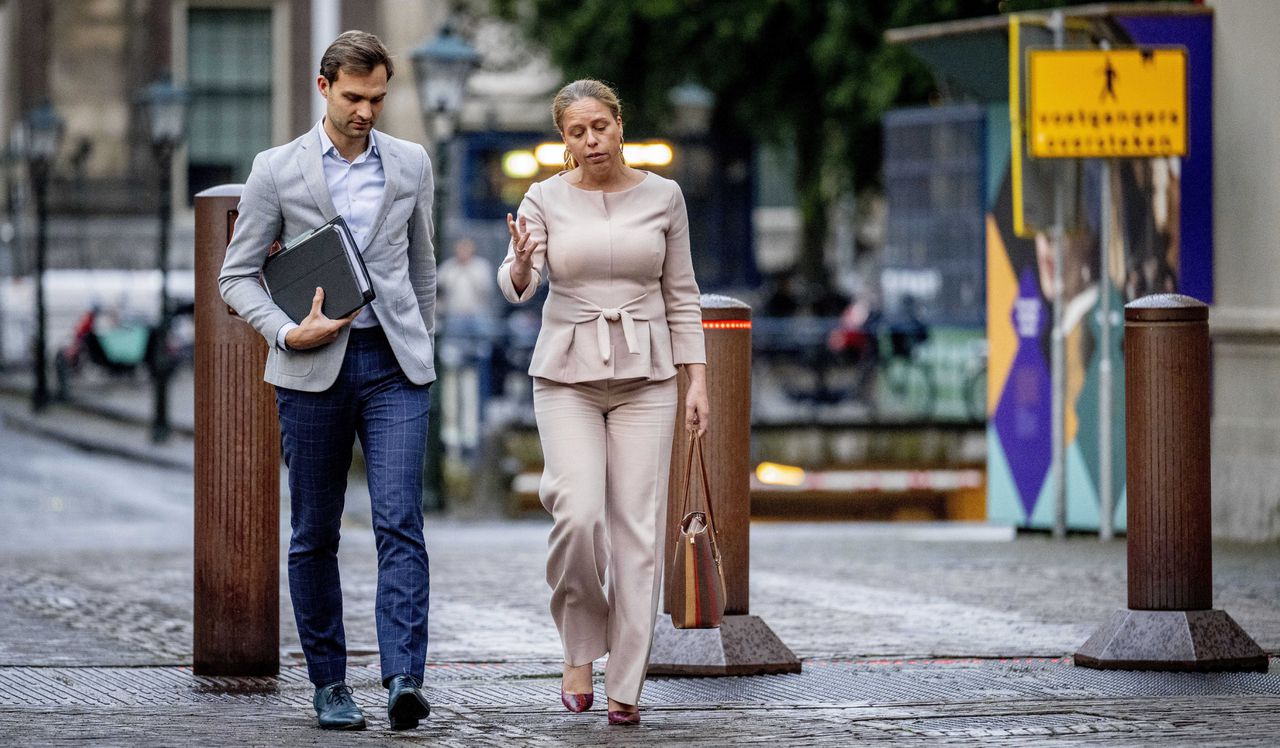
[825,297,936,420]
[54,301,193,401]
[963,339,988,422]
[54,305,146,398]
[873,323,936,420]
[756,304,936,421]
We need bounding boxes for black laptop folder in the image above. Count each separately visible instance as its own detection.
[262,215,375,323]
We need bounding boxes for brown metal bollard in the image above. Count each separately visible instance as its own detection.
[648,295,801,676]
[193,185,280,676]
[1126,296,1212,611]
[1074,294,1265,672]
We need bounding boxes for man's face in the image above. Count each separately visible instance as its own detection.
[318,65,388,142]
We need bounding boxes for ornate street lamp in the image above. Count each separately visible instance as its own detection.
[139,76,188,442]
[411,23,481,145]
[411,23,479,511]
[22,101,64,412]
[668,81,715,137]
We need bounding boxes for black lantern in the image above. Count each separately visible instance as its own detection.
[411,22,479,512]
[669,81,715,137]
[24,101,64,165]
[411,23,480,141]
[140,77,189,155]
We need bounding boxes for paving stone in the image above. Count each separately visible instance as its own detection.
[3,391,1280,744]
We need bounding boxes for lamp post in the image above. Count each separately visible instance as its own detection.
[1,131,23,373]
[21,101,64,412]
[139,77,188,442]
[412,22,479,511]
[668,81,717,281]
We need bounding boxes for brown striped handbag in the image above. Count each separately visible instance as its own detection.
[669,433,727,629]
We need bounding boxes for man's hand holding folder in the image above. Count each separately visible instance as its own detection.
[259,215,376,350]
[261,215,376,341]
[285,287,361,350]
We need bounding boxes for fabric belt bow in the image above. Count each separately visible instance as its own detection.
[571,292,647,365]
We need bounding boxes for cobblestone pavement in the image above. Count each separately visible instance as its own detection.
[2,393,1280,744]
[4,661,1280,745]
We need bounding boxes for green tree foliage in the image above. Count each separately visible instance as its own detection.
[492,0,1110,288]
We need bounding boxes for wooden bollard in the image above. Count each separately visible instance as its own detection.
[1074,294,1266,672]
[193,185,280,676]
[648,295,801,676]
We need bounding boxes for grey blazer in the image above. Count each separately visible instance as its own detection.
[218,123,437,392]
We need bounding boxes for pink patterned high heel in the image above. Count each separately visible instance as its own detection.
[607,709,640,726]
[561,690,593,713]
[561,663,593,712]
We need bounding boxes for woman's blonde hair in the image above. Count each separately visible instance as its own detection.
[552,79,623,171]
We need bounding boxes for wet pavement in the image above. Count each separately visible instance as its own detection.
[2,383,1280,745]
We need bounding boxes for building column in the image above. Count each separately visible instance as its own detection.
[1207,0,1280,541]
[310,0,339,123]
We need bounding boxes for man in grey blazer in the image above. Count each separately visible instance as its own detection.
[218,31,435,732]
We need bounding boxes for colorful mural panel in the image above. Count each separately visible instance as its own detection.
[986,13,1213,531]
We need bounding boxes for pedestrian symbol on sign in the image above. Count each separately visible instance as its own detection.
[1100,58,1118,102]
[1028,47,1187,158]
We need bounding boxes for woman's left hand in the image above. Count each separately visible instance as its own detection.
[684,365,709,437]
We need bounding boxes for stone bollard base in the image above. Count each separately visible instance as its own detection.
[647,615,802,677]
[1074,609,1268,672]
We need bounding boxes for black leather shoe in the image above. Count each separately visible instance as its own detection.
[386,674,431,730]
[313,682,366,730]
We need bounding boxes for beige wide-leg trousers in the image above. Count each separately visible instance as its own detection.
[532,375,678,705]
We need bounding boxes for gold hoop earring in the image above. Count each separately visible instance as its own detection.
[563,147,575,171]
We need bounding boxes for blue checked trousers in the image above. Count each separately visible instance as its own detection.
[275,326,431,687]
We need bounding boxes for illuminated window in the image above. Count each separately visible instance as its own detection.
[461,134,677,219]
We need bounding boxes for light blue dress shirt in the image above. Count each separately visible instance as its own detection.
[277,122,386,348]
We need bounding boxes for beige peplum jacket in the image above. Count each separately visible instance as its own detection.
[497,170,706,383]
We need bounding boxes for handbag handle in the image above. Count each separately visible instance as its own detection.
[679,432,718,534]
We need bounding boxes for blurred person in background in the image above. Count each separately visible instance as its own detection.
[437,237,496,457]
[825,293,883,402]
[888,294,929,359]
[762,270,801,317]
[498,79,709,726]
[438,237,495,325]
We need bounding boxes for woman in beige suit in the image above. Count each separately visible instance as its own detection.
[498,79,709,726]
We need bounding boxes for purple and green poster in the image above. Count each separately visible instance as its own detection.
[986,11,1213,530]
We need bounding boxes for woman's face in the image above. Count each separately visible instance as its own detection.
[559,97,623,170]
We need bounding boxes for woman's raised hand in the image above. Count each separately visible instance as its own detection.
[507,213,538,267]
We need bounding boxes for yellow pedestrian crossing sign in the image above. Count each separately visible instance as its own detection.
[1028,48,1187,158]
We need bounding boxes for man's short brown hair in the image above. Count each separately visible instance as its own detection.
[320,30,394,83]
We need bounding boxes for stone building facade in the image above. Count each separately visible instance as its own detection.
[0,0,559,272]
